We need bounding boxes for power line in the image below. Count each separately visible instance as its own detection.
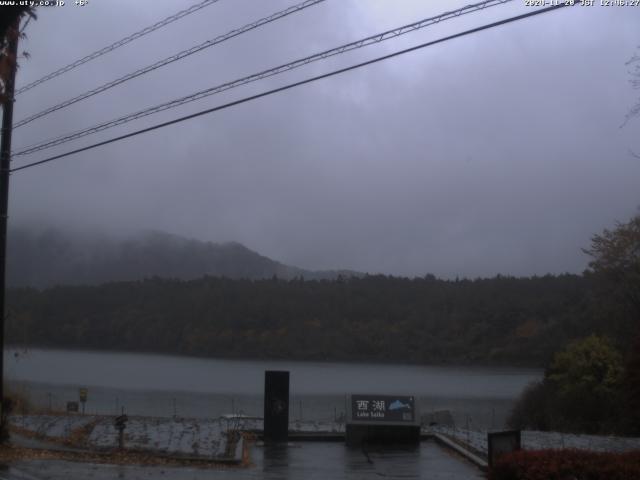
[13,0,327,129]
[14,0,514,157]
[10,3,575,174]
[14,0,222,96]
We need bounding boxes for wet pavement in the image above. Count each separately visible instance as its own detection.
[1,441,483,479]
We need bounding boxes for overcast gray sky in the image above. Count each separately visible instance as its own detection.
[7,0,640,278]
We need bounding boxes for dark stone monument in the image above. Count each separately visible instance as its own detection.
[345,394,420,447]
[264,370,289,442]
[488,430,521,467]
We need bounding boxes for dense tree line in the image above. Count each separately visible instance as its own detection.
[5,272,631,367]
[509,214,640,434]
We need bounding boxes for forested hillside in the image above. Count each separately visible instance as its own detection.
[7,273,631,366]
[6,228,358,287]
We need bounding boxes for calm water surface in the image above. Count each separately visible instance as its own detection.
[5,348,541,429]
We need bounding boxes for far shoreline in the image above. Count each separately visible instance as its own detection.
[4,344,545,372]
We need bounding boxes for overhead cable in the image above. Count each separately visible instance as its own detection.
[14,0,514,156]
[10,3,575,173]
[15,0,223,96]
[13,0,326,128]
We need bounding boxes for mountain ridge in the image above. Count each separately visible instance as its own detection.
[7,227,361,288]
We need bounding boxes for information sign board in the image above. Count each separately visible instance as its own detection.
[350,395,415,423]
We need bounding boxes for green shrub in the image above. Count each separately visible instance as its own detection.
[508,335,625,434]
[507,380,555,431]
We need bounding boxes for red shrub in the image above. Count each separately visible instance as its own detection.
[489,449,640,480]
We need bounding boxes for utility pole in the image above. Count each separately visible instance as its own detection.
[0,18,20,442]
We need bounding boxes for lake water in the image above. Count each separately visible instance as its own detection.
[4,348,541,430]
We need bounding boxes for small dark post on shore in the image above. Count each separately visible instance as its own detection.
[488,430,521,467]
[79,387,88,415]
[264,370,289,443]
[114,410,128,450]
[0,18,20,443]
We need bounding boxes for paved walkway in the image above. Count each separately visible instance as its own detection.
[1,441,483,479]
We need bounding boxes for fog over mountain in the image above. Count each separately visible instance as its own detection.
[7,227,360,288]
[8,1,640,279]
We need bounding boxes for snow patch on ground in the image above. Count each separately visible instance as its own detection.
[9,414,345,459]
[10,415,229,458]
[427,426,640,457]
